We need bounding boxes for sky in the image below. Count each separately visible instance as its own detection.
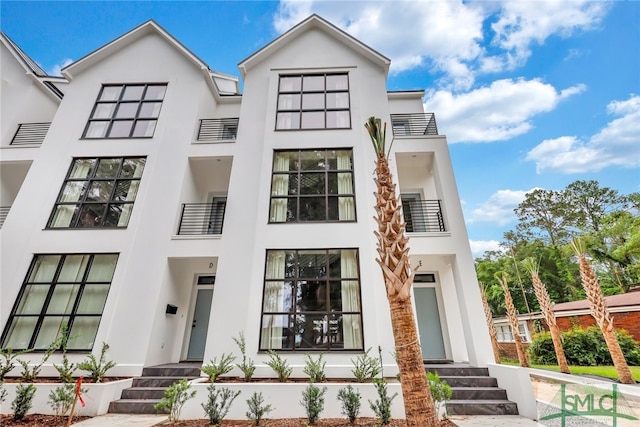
[2,0,639,257]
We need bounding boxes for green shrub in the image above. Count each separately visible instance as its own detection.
[300,384,326,424]
[12,383,36,421]
[154,378,197,422]
[427,372,453,402]
[0,348,28,381]
[201,384,240,426]
[233,332,256,382]
[337,384,361,424]
[368,379,397,426]
[246,391,273,426]
[77,342,116,382]
[265,350,292,382]
[48,383,75,417]
[303,353,326,383]
[201,353,236,383]
[0,382,7,405]
[351,348,381,382]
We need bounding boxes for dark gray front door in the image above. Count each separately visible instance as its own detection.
[415,287,446,360]
[187,286,213,360]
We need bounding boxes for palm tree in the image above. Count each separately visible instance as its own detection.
[495,271,529,367]
[522,258,570,374]
[479,282,501,363]
[365,117,438,426]
[571,238,635,384]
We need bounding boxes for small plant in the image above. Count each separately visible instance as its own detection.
[246,391,273,426]
[77,342,116,382]
[266,350,292,382]
[0,382,7,405]
[1,347,28,381]
[201,353,236,383]
[337,385,361,424]
[202,384,241,426]
[233,332,256,381]
[53,324,77,383]
[11,383,36,421]
[351,348,381,382]
[300,383,326,424]
[154,378,197,423]
[428,372,453,402]
[19,333,65,382]
[48,383,75,417]
[368,379,397,426]
[303,353,326,383]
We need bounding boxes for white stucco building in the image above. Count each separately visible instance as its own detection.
[1,15,493,383]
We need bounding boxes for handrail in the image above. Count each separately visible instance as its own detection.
[401,199,446,232]
[390,113,438,136]
[0,206,10,228]
[177,202,226,235]
[197,118,239,141]
[11,122,51,145]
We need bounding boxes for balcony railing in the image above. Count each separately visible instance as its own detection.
[401,199,446,232]
[177,202,226,235]
[11,122,51,145]
[390,113,438,136]
[0,206,10,228]
[197,118,239,141]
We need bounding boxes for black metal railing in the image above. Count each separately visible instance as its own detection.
[390,113,438,136]
[177,202,226,235]
[197,118,239,141]
[11,122,51,145]
[0,206,10,228]
[401,199,446,232]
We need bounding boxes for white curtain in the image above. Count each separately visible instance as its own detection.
[50,160,94,227]
[270,153,290,222]
[337,151,354,220]
[340,249,362,349]
[261,251,286,349]
[117,160,145,226]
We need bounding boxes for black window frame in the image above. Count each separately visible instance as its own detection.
[82,83,167,139]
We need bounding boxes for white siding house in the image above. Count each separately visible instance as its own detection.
[0,15,493,383]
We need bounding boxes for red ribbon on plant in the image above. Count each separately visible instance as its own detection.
[76,377,85,407]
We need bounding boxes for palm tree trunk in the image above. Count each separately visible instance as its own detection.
[480,284,501,363]
[496,272,529,367]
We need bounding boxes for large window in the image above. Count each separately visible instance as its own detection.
[260,249,363,351]
[495,323,531,343]
[1,254,118,351]
[269,149,355,222]
[276,74,350,130]
[47,157,146,228]
[83,83,167,138]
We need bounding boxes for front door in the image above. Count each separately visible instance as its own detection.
[186,276,214,361]
[415,286,446,360]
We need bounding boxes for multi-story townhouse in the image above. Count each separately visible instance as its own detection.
[1,15,521,417]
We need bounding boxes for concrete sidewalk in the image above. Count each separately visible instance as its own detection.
[73,414,166,426]
[449,415,544,426]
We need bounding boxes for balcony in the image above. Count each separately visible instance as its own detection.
[0,206,9,228]
[11,122,51,145]
[177,201,226,235]
[401,199,446,232]
[197,118,239,142]
[390,113,438,136]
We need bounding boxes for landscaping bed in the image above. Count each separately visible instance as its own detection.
[0,414,90,426]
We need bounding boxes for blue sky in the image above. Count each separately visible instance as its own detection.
[2,0,639,257]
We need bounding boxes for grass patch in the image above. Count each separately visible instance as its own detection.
[501,361,640,382]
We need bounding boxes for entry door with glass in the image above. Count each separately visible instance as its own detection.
[186,276,214,361]
[414,274,447,360]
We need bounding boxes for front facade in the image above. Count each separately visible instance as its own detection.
[0,16,492,379]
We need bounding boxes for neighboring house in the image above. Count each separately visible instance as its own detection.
[492,314,542,360]
[0,15,493,379]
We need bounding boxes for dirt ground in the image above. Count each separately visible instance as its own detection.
[0,414,91,426]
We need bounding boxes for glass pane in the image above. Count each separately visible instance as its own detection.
[299,151,324,171]
[113,180,132,201]
[120,158,146,178]
[144,85,166,100]
[77,284,109,314]
[59,182,86,203]
[49,205,78,228]
[15,285,49,314]
[99,86,122,101]
[279,76,301,92]
[87,254,118,282]
[277,94,300,110]
[91,103,116,119]
[296,281,327,311]
[287,174,299,195]
[85,121,108,138]
[3,317,37,349]
[303,75,324,91]
[96,158,120,178]
[132,120,157,137]
[301,111,324,129]
[86,181,114,202]
[77,204,106,227]
[34,316,66,349]
[335,150,352,169]
[328,197,339,220]
[108,120,133,137]
[115,103,138,118]
[69,159,96,178]
[59,255,90,282]
[298,251,326,278]
[299,173,325,194]
[326,74,348,90]
[46,285,79,314]
[327,173,338,194]
[67,317,100,350]
[104,204,124,227]
[302,93,324,109]
[260,314,291,350]
[117,204,133,227]
[295,314,327,349]
[122,85,144,100]
[326,92,349,109]
[262,281,294,312]
[265,251,286,279]
[28,256,61,282]
[341,314,363,349]
[139,102,162,118]
[327,111,350,128]
[299,197,326,221]
[276,112,299,129]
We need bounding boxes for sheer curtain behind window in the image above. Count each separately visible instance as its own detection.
[340,249,361,349]
[270,152,290,222]
[337,151,354,220]
[117,159,145,226]
[261,251,286,349]
[50,160,94,227]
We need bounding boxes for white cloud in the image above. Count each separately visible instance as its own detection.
[467,189,534,225]
[469,240,503,258]
[47,58,73,76]
[423,79,585,143]
[526,95,640,173]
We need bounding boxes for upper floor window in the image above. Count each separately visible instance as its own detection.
[0,253,118,351]
[83,84,167,138]
[269,149,355,223]
[276,74,350,130]
[47,157,146,229]
[260,248,363,351]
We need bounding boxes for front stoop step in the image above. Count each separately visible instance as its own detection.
[108,362,201,414]
[425,363,519,416]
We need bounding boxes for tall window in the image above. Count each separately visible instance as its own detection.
[269,149,355,222]
[276,74,350,130]
[1,253,118,351]
[83,83,167,138]
[495,323,531,343]
[47,157,145,229]
[260,249,363,351]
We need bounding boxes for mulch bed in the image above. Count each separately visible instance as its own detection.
[154,418,456,426]
[0,414,91,426]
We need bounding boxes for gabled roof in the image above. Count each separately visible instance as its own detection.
[553,291,640,313]
[61,20,240,100]
[238,14,391,78]
[0,31,67,101]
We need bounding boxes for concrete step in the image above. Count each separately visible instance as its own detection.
[451,386,508,400]
[108,399,167,414]
[141,364,201,377]
[120,387,168,400]
[132,376,197,388]
[446,399,519,415]
[425,364,490,377]
[438,375,498,387]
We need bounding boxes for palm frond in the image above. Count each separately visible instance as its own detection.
[364,116,387,157]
